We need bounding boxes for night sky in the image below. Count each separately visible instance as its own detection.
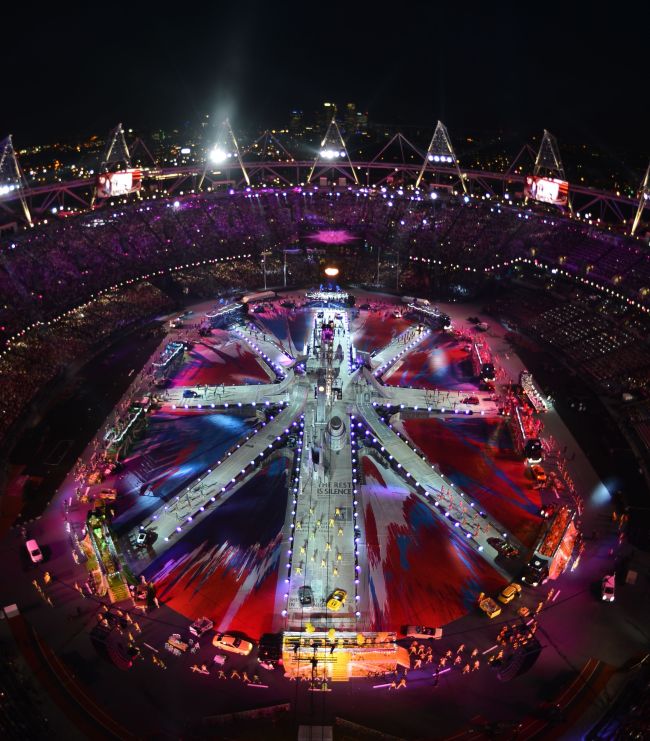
[5,3,647,155]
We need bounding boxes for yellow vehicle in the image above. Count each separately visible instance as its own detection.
[498,582,523,604]
[530,464,547,483]
[326,588,347,611]
[478,593,502,619]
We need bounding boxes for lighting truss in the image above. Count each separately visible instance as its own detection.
[307,117,359,185]
[0,135,32,226]
[199,117,250,189]
[415,120,467,193]
[533,129,566,180]
[244,130,294,162]
[529,129,572,213]
[631,162,650,236]
[100,123,132,172]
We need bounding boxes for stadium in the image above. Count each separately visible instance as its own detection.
[1,118,650,740]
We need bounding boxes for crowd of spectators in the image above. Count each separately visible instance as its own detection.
[2,186,650,447]
[0,194,290,339]
[0,644,51,737]
[2,189,650,344]
[486,279,650,469]
[487,280,650,399]
[0,282,173,440]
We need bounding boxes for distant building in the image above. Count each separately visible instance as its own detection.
[356,110,368,135]
[318,102,337,133]
[289,110,303,137]
[344,103,357,135]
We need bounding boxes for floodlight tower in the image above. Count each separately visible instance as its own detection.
[529,129,571,213]
[0,135,32,226]
[306,117,359,185]
[415,120,467,194]
[90,123,133,208]
[631,162,650,236]
[533,129,566,180]
[199,118,250,190]
[100,123,132,172]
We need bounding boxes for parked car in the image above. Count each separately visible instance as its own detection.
[539,503,556,519]
[521,557,549,587]
[326,588,347,611]
[258,632,283,669]
[298,585,314,606]
[601,575,615,602]
[402,625,443,640]
[462,396,481,405]
[26,539,43,564]
[182,389,199,398]
[190,616,214,637]
[135,530,149,547]
[498,582,523,604]
[212,633,253,656]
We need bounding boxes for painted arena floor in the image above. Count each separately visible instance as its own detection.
[397,416,544,548]
[144,454,290,637]
[253,306,313,357]
[108,411,257,534]
[350,309,411,353]
[170,330,272,386]
[360,454,505,629]
[383,331,479,391]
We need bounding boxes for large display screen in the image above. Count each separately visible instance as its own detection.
[524,175,569,206]
[96,169,142,198]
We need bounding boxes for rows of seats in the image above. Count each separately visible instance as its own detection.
[488,286,650,401]
[0,259,264,441]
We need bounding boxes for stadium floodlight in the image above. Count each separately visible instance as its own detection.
[209,147,228,164]
[199,118,250,189]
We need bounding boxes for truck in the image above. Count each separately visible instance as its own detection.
[522,506,578,586]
